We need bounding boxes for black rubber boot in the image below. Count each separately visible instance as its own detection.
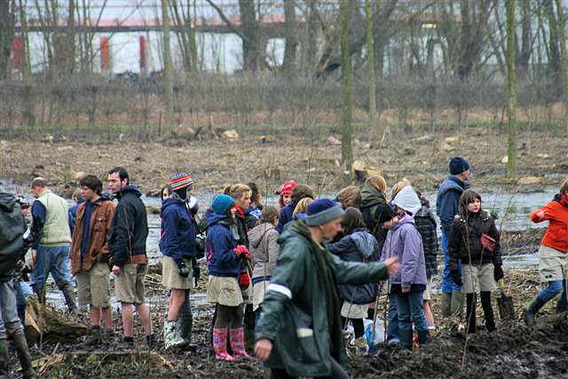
[557,280,567,314]
[13,333,36,379]
[61,284,77,314]
[466,293,477,334]
[523,296,547,327]
[0,339,9,377]
[180,289,193,342]
[480,291,496,332]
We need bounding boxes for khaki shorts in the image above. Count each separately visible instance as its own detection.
[162,256,192,290]
[75,262,111,308]
[423,277,434,301]
[340,302,369,319]
[463,264,496,294]
[115,264,147,304]
[539,245,568,282]
[252,280,269,311]
[206,276,243,307]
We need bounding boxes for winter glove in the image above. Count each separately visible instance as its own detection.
[451,270,463,287]
[177,260,190,278]
[493,264,504,282]
[238,269,251,289]
[234,245,251,260]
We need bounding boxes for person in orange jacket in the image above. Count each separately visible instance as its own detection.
[523,179,568,326]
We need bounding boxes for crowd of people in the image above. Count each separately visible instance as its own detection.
[1,156,568,378]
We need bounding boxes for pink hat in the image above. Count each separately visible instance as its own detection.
[279,181,297,196]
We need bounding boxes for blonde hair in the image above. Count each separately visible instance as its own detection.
[72,188,82,202]
[337,186,362,209]
[223,183,252,201]
[561,178,568,194]
[293,197,314,218]
[365,175,387,199]
[391,179,411,201]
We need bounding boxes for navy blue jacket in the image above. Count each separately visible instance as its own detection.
[205,210,241,277]
[276,204,294,233]
[436,175,470,232]
[327,228,380,304]
[159,198,196,263]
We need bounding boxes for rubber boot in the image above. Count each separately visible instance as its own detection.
[180,290,193,344]
[480,291,496,332]
[163,320,186,350]
[61,284,77,314]
[84,325,102,346]
[557,281,567,314]
[32,285,45,305]
[440,292,452,317]
[213,328,235,361]
[0,339,9,377]
[523,296,547,327]
[146,334,158,349]
[230,327,250,358]
[398,328,413,351]
[13,333,36,379]
[465,293,477,334]
[451,291,465,318]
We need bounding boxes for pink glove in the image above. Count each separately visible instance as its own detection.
[234,245,251,259]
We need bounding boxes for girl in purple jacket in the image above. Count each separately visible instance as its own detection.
[382,186,428,350]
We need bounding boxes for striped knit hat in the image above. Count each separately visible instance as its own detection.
[170,173,194,191]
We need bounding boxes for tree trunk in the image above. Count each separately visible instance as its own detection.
[545,0,561,93]
[555,0,568,128]
[238,0,260,71]
[365,0,377,126]
[506,0,517,178]
[516,0,532,80]
[66,0,75,75]
[340,0,353,186]
[162,0,174,125]
[0,0,15,80]
[283,0,297,77]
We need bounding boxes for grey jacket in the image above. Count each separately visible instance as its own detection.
[248,222,280,280]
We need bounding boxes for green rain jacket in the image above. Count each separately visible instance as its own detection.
[255,221,390,377]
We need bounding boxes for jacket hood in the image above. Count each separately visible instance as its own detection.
[438,175,468,197]
[0,192,16,212]
[249,222,274,249]
[392,186,421,216]
[161,198,184,213]
[361,184,386,208]
[350,230,377,259]
[280,220,311,245]
[117,185,143,198]
[415,204,432,218]
[392,213,415,230]
[206,209,231,228]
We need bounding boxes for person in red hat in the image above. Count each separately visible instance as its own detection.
[277,181,296,210]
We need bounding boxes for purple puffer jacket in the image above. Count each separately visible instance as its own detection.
[381,214,427,289]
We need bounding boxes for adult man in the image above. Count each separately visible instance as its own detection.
[0,192,35,379]
[254,199,400,378]
[436,157,471,317]
[107,167,155,347]
[29,177,76,313]
[159,173,196,349]
[70,175,115,339]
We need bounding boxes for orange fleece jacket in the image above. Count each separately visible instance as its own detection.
[530,200,568,253]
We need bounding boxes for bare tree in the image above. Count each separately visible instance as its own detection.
[340,0,353,186]
[506,0,517,178]
[365,0,377,125]
[555,0,568,127]
[283,0,298,77]
[0,0,16,80]
[162,0,174,124]
[170,0,199,72]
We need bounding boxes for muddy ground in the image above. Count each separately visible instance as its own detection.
[8,267,567,378]
[1,124,567,197]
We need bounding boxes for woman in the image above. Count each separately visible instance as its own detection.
[328,207,380,353]
[206,194,250,361]
[524,179,568,325]
[248,206,279,317]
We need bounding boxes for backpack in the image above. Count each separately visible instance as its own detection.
[0,193,26,281]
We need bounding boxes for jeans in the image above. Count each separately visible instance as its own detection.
[442,231,463,294]
[31,245,73,289]
[558,280,568,312]
[537,279,563,303]
[386,293,400,344]
[393,287,429,349]
[13,280,32,326]
[0,280,24,340]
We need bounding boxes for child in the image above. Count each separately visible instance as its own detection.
[248,206,280,317]
[277,180,296,210]
[524,179,568,325]
[449,189,501,334]
[328,207,380,353]
[206,194,251,361]
[414,191,439,333]
[383,186,428,350]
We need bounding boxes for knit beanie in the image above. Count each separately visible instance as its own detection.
[392,186,421,216]
[279,181,297,196]
[211,194,235,215]
[170,173,194,191]
[376,204,396,225]
[306,198,344,226]
[449,157,470,175]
